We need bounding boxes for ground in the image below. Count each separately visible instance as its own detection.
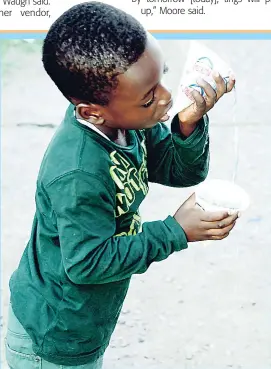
[1,39,271,369]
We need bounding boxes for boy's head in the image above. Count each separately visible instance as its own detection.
[43,2,172,130]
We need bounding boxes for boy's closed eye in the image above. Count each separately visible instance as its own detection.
[143,91,156,108]
[141,63,169,109]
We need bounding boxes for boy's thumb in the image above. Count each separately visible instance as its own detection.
[183,192,196,208]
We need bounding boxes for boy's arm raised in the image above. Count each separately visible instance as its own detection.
[145,72,235,188]
[145,113,209,187]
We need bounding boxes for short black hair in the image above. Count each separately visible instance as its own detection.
[42,1,147,105]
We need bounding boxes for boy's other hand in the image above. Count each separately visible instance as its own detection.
[178,71,235,126]
[174,193,239,242]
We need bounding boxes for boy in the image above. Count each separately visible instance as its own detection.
[5,2,237,369]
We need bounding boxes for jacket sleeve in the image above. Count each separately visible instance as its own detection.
[46,170,188,285]
[145,114,210,187]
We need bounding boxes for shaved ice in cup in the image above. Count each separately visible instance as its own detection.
[192,179,250,246]
[195,179,250,215]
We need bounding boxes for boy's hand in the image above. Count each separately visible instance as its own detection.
[178,71,235,127]
[174,193,239,242]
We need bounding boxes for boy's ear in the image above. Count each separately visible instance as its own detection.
[76,103,105,125]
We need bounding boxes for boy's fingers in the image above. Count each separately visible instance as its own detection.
[200,210,229,222]
[226,74,236,92]
[197,77,216,108]
[211,70,236,98]
[202,212,239,229]
[205,221,236,238]
[212,71,225,100]
[210,232,230,241]
[178,89,205,125]
[190,89,206,111]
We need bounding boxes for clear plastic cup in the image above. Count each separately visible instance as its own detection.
[195,179,250,214]
[194,179,250,245]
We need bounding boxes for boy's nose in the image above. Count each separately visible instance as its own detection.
[161,83,172,100]
[158,86,172,106]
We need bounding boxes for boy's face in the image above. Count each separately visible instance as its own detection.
[98,34,172,130]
